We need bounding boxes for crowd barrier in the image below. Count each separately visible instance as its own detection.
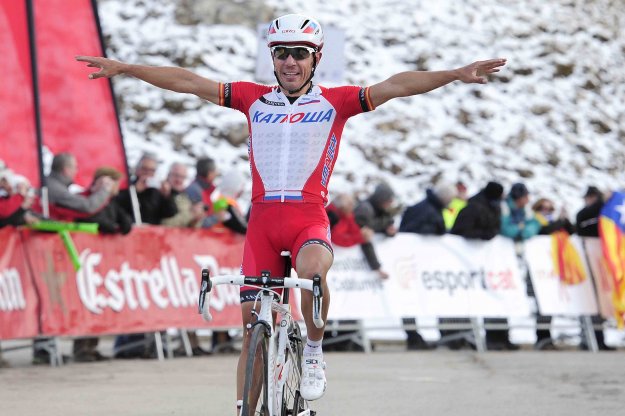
[0,227,620,353]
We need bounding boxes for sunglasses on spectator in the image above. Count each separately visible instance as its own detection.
[271,46,316,61]
[540,206,555,213]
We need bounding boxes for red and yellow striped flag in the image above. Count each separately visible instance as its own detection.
[599,191,625,327]
[551,230,586,285]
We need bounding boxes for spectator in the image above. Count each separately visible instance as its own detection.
[400,181,456,235]
[212,169,248,235]
[399,181,456,350]
[80,167,132,235]
[0,167,38,227]
[501,182,541,242]
[40,153,117,363]
[158,162,212,356]
[46,153,114,220]
[161,162,204,228]
[327,193,387,279]
[575,186,614,351]
[354,182,398,237]
[451,181,504,240]
[116,152,177,225]
[185,157,221,227]
[443,181,468,230]
[448,181,505,350]
[576,186,604,237]
[530,198,575,350]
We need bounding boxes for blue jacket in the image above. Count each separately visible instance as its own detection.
[500,196,541,241]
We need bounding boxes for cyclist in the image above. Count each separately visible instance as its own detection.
[77,13,506,411]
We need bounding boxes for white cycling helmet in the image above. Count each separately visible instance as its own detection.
[267,14,324,50]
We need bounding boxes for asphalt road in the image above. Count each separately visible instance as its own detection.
[1,348,624,416]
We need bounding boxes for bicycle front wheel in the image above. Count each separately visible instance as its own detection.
[281,321,307,415]
[242,324,270,416]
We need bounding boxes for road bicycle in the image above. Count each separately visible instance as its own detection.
[198,251,323,416]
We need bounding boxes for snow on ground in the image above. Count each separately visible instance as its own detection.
[97,0,625,215]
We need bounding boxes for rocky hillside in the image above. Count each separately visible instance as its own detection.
[97,0,625,213]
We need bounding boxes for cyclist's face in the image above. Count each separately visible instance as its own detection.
[272,46,321,96]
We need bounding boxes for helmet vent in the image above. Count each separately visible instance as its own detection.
[300,19,310,29]
[275,19,280,29]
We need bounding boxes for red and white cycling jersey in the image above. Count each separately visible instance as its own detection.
[219,82,374,205]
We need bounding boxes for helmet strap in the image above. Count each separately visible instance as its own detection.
[273,53,318,96]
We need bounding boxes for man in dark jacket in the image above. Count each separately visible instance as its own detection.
[400,182,456,235]
[116,152,177,225]
[446,181,505,350]
[451,181,504,240]
[399,181,456,350]
[575,186,614,351]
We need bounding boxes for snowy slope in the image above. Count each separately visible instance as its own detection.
[96,0,625,214]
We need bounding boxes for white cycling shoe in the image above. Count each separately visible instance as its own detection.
[300,353,327,401]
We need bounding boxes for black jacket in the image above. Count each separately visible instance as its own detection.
[576,200,603,237]
[81,198,133,235]
[116,186,177,225]
[451,191,501,240]
[399,189,446,235]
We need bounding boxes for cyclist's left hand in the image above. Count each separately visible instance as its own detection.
[456,59,507,84]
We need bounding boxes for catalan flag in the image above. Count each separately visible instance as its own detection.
[599,190,625,327]
[550,230,586,285]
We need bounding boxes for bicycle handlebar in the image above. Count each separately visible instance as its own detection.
[198,269,325,328]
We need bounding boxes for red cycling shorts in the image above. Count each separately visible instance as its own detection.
[240,202,333,302]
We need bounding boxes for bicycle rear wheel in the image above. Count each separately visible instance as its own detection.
[281,321,308,415]
[242,324,270,416]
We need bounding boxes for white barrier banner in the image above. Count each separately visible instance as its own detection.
[327,234,530,319]
[583,237,615,319]
[524,235,598,316]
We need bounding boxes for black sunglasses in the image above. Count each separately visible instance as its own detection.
[271,46,316,61]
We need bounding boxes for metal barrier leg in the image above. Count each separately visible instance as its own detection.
[471,318,486,353]
[358,320,372,354]
[165,332,173,359]
[180,330,193,357]
[52,337,63,367]
[154,332,165,361]
[581,316,598,353]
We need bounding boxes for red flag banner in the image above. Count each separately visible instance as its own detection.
[22,226,246,336]
[33,0,127,187]
[0,227,40,340]
[0,0,41,188]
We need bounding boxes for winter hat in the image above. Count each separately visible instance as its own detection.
[370,182,395,207]
[509,182,529,200]
[433,181,457,207]
[483,181,504,201]
[584,186,602,198]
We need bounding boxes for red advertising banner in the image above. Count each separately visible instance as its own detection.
[0,227,40,340]
[0,0,41,188]
[33,0,127,187]
[22,226,246,336]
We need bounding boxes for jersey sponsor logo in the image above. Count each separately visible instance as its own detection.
[298,99,321,106]
[321,133,337,187]
[259,96,285,106]
[252,109,333,124]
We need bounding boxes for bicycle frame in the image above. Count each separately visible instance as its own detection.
[199,268,322,416]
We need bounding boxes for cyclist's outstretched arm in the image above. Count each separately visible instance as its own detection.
[368,58,506,108]
[75,56,220,104]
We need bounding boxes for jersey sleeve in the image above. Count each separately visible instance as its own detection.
[218,81,273,113]
[324,85,375,120]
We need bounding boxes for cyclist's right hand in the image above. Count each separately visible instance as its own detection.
[75,56,125,79]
